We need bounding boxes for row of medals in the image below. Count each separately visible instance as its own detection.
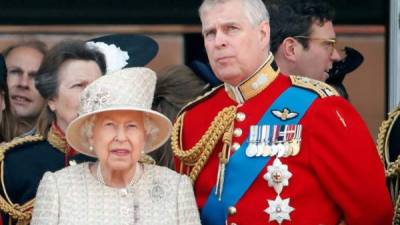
[245,124,302,158]
[245,124,301,224]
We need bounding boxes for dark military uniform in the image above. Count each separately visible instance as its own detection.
[0,125,95,225]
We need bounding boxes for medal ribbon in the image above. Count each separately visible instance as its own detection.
[200,86,318,225]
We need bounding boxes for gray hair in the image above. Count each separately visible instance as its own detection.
[80,112,158,151]
[199,0,269,27]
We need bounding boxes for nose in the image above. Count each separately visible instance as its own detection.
[114,125,128,142]
[214,31,227,48]
[17,73,31,89]
[331,48,341,61]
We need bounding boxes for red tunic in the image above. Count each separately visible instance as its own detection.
[174,60,393,225]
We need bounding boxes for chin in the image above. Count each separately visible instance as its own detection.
[107,160,135,171]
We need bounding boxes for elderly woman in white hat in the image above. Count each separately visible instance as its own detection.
[31,67,201,225]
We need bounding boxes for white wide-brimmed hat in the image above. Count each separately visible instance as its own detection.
[66,67,172,157]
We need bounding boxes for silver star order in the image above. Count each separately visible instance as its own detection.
[263,158,292,194]
[265,196,294,224]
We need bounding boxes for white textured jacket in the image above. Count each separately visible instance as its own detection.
[31,162,201,225]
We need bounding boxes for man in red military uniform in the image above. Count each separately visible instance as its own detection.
[172,0,393,224]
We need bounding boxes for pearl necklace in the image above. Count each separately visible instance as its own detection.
[96,163,142,196]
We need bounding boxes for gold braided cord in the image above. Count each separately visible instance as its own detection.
[376,106,400,224]
[0,197,33,221]
[171,106,237,182]
[0,134,43,223]
[376,107,400,178]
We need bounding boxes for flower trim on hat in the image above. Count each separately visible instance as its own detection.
[86,41,129,74]
[80,87,113,115]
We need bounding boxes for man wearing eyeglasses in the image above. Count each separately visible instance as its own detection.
[267,0,341,81]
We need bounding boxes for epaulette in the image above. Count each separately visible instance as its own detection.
[177,84,224,117]
[0,134,45,162]
[0,134,44,223]
[290,75,339,98]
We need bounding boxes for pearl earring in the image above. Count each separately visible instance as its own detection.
[89,145,94,152]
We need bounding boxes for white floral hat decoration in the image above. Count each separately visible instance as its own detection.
[86,34,158,74]
[66,67,172,157]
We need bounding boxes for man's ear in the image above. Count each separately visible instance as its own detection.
[259,20,271,48]
[280,37,301,62]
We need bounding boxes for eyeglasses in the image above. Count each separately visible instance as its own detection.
[293,35,337,50]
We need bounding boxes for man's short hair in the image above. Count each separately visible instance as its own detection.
[199,0,269,26]
[266,0,334,53]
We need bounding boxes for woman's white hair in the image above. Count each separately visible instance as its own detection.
[199,0,269,27]
[80,112,159,150]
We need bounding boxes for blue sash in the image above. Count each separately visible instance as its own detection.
[200,86,318,225]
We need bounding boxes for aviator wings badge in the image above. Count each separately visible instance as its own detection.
[271,108,298,121]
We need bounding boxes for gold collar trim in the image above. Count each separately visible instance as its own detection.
[47,125,68,154]
[225,53,280,104]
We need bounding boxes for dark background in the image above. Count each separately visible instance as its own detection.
[0,0,387,25]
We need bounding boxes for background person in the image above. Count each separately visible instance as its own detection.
[0,54,18,142]
[266,0,341,81]
[3,40,47,136]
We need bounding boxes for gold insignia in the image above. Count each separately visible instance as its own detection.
[290,75,339,98]
[226,55,280,103]
[47,126,68,154]
[272,108,298,121]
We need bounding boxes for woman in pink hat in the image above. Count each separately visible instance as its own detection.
[31,67,200,225]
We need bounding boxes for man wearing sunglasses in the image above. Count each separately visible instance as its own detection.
[267,0,341,81]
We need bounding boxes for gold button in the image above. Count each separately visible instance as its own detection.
[232,143,241,151]
[233,128,242,137]
[236,112,246,122]
[228,206,237,215]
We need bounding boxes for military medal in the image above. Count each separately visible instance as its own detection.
[256,126,267,156]
[291,125,302,156]
[283,125,295,157]
[263,158,292,194]
[246,125,258,157]
[265,196,295,224]
[262,125,272,157]
[270,125,280,156]
[263,125,296,223]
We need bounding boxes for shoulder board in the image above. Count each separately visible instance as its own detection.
[0,134,45,162]
[290,75,339,98]
[177,84,224,117]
